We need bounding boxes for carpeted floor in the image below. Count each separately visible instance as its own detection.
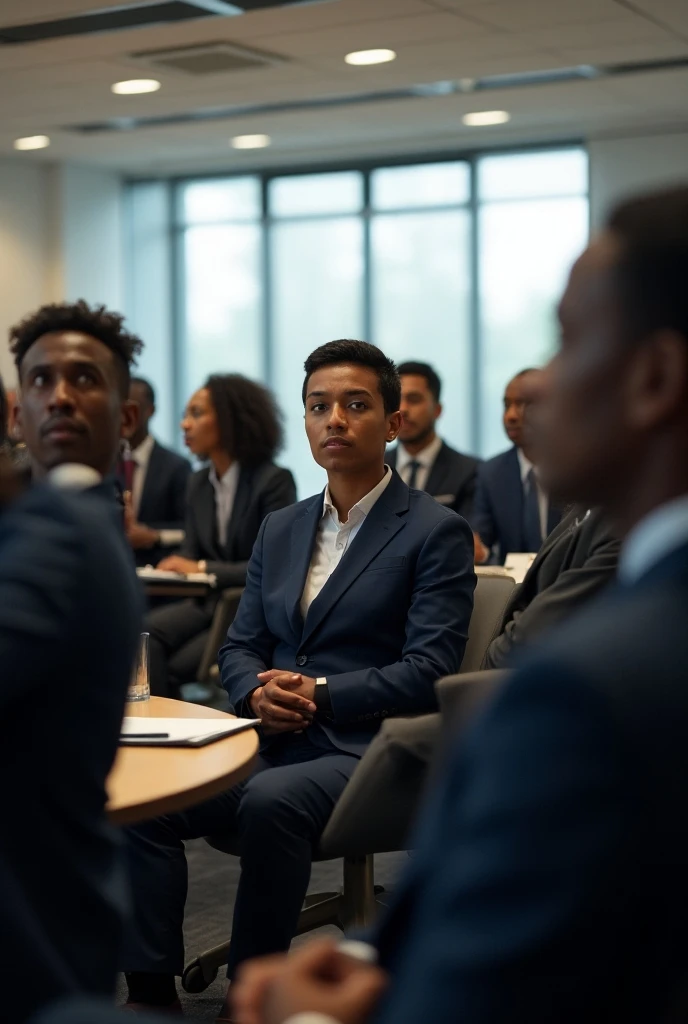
[116,839,408,1020]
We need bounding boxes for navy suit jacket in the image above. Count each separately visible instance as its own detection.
[373,539,688,1024]
[472,445,561,564]
[220,471,476,757]
[137,439,191,531]
[0,483,143,1022]
[387,441,481,520]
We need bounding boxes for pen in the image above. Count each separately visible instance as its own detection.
[122,732,170,739]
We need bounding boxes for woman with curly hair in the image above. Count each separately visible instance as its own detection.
[148,373,296,697]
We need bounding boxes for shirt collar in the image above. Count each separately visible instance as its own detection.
[395,433,443,472]
[132,433,155,465]
[323,465,393,525]
[209,461,239,492]
[516,446,534,485]
[619,495,688,585]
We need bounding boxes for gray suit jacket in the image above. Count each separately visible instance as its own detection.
[482,505,620,669]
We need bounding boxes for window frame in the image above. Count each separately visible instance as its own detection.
[126,139,589,457]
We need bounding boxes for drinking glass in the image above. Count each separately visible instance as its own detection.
[127,632,150,702]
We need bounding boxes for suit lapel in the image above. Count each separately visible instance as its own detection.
[301,472,410,645]
[285,493,325,637]
[222,467,251,559]
[198,473,219,556]
[425,443,449,496]
[138,440,161,522]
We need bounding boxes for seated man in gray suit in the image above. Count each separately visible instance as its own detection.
[483,504,620,669]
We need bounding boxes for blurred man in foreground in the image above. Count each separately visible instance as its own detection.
[1,304,144,1021]
[232,187,688,1024]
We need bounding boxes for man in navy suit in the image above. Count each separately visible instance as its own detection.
[124,377,191,567]
[2,301,144,1022]
[121,340,475,1014]
[231,186,688,1024]
[472,368,561,564]
[386,361,480,520]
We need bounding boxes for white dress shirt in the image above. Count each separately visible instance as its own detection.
[394,433,443,492]
[517,447,549,542]
[131,433,156,518]
[300,467,393,619]
[209,461,240,548]
[618,494,688,584]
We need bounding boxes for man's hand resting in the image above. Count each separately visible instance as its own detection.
[233,940,389,1024]
[250,671,317,734]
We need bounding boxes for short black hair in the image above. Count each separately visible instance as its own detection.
[204,373,283,466]
[9,300,143,397]
[607,186,688,344]
[397,361,442,402]
[131,376,156,407]
[303,340,401,415]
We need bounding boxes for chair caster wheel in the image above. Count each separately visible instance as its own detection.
[182,959,216,993]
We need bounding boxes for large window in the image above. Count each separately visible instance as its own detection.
[126,147,588,493]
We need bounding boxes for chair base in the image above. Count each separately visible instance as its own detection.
[181,854,386,994]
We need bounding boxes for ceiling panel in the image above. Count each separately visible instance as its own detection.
[0,0,685,173]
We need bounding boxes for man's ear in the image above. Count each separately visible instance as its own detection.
[387,410,402,443]
[434,401,443,423]
[626,329,688,431]
[120,398,139,441]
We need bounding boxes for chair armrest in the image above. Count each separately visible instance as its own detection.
[319,714,441,858]
[197,587,245,682]
[435,669,509,736]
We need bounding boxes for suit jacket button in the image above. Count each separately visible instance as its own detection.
[295,654,308,667]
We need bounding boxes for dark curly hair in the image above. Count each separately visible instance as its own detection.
[9,300,143,397]
[303,339,401,414]
[205,374,283,466]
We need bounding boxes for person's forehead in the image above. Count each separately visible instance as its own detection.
[308,363,380,394]
[188,387,210,406]
[22,331,115,370]
[400,374,431,394]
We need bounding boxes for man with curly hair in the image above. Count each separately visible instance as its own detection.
[10,299,141,480]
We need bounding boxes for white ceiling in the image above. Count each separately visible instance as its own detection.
[1,0,687,175]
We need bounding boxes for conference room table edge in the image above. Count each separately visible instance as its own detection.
[107,696,260,826]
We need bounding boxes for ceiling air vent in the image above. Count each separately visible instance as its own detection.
[130,40,284,75]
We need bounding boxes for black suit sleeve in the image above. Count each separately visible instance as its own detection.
[169,458,192,529]
[470,471,496,546]
[178,475,202,562]
[205,468,297,589]
[455,465,478,521]
[482,529,620,670]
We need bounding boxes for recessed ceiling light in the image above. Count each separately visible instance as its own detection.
[231,134,271,150]
[345,48,397,66]
[14,135,50,151]
[462,109,511,127]
[112,79,161,95]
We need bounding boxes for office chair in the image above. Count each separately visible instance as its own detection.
[181,574,516,993]
[180,587,244,708]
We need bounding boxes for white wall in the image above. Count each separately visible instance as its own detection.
[589,129,688,227]
[0,159,52,386]
[0,160,125,390]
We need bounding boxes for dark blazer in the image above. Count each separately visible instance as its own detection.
[220,470,476,758]
[137,439,191,531]
[483,505,621,669]
[387,442,480,520]
[179,462,296,589]
[0,483,142,1023]
[374,540,688,1024]
[472,445,561,564]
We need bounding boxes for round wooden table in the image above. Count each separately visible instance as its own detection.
[107,696,259,825]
